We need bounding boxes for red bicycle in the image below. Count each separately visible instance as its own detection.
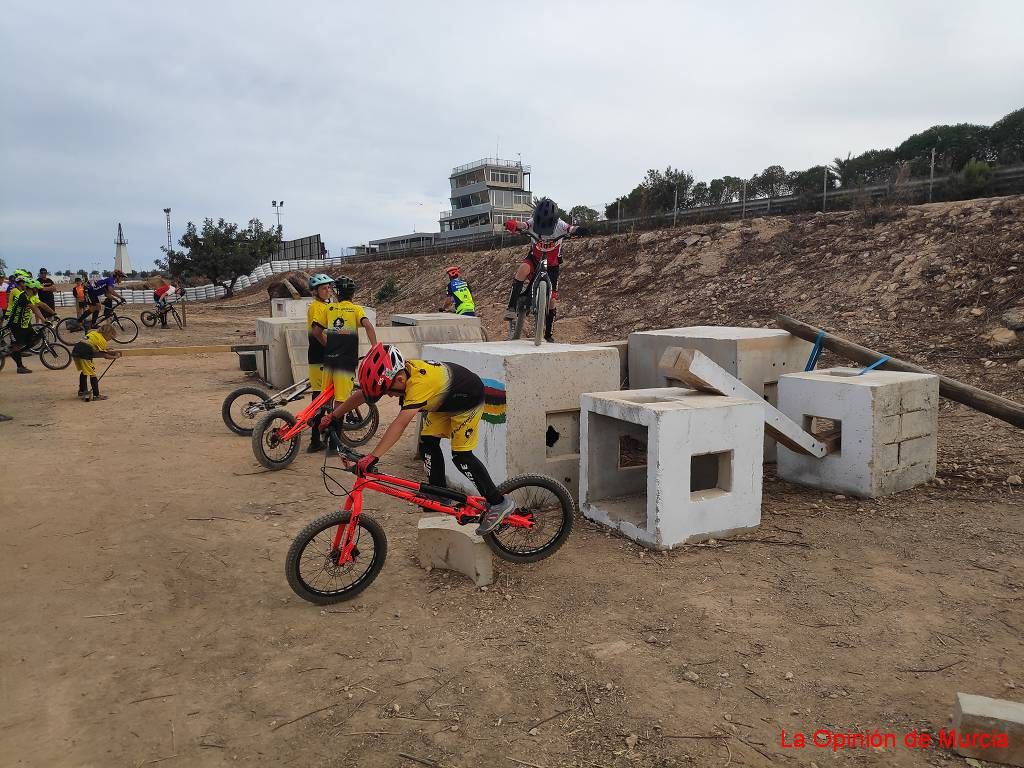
[251,380,379,470]
[284,430,575,604]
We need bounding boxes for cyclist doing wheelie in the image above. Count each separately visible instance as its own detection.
[319,344,515,535]
[502,197,587,343]
[438,266,475,316]
[304,273,335,453]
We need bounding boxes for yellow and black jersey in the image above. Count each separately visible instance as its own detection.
[306,299,330,365]
[400,360,484,414]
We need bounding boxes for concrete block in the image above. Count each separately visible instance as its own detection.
[361,324,485,361]
[416,516,493,587]
[255,317,306,387]
[390,312,481,330]
[900,409,937,441]
[580,388,764,549]
[902,383,938,412]
[420,340,621,500]
[658,347,827,458]
[629,326,810,461]
[776,368,940,498]
[951,692,1024,766]
[271,297,315,319]
[595,340,629,388]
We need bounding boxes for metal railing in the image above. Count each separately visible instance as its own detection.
[450,158,530,175]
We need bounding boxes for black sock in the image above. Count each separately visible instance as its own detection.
[78,373,87,393]
[90,311,99,326]
[12,351,23,367]
[308,392,322,447]
[90,376,100,396]
[507,280,524,310]
[545,309,556,337]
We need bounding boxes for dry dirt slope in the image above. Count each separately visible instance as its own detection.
[288,194,1023,397]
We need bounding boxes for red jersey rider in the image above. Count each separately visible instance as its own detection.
[502,197,586,343]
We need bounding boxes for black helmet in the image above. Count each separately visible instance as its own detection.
[335,276,356,299]
[532,197,558,236]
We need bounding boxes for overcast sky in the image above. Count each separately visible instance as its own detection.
[2,1,1022,274]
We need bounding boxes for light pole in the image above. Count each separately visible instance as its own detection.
[272,200,284,235]
[162,208,172,254]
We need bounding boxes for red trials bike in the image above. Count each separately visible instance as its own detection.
[251,380,379,470]
[284,427,574,604]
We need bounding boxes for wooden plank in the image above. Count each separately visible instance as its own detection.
[117,345,236,357]
[776,314,1024,429]
[658,347,828,458]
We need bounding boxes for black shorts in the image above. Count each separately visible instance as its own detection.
[12,325,38,347]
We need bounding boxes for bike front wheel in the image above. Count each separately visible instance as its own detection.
[222,386,271,436]
[339,401,380,447]
[39,342,71,370]
[533,281,549,346]
[285,510,388,604]
[140,310,157,328]
[55,317,84,345]
[110,316,139,344]
[251,408,302,469]
[170,307,183,330]
[484,473,574,563]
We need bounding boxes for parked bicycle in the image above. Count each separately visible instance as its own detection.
[285,432,574,604]
[141,296,186,330]
[0,322,71,372]
[55,299,139,345]
[251,379,380,468]
[508,229,571,345]
[225,377,379,439]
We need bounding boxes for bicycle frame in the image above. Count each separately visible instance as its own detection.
[276,380,336,440]
[329,461,536,566]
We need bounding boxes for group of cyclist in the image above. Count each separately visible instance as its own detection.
[0,268,58,374]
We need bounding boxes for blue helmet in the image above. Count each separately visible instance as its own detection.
[308,273,333,290]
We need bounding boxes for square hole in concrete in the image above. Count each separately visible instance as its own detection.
[690,450,733,501]
[586,411,648,528]
[546,410,580,459]
[803,415,842,455]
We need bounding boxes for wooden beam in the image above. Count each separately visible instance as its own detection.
[776,314,1024,429]
[658,347,829,457]
[117,345,236,357]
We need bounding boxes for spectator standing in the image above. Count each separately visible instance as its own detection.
[37,268,56,314]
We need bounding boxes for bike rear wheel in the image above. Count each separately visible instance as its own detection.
[140,310,157,328]
[285,510,388,604]
[170,306,183,330]
[533,281,549,346]
[484,473,574,563]
[252,408,302,469]
[110,315,139,344]
[222,386,271,436]
[39,342,71,370]
[339,401,380,447]
[55,317,84,345]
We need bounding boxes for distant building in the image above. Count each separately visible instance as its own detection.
[369,232,437,255]
[276,234,325,260]
[439,158,534,239]
[114,223,131,274]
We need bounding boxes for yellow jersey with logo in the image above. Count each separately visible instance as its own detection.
[323,301,367,372]
[400,360,484,414]
[7,288,40,328]
[306,299,330,365]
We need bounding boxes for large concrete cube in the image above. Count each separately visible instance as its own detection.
[628,326,811,460]
[776,368,940,498]
[419,341,621,500]
[581,388,764,548]
[390,312,481,330]
[256,317,307,387]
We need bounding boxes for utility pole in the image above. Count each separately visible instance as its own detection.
[741,180,747,218]
[928,147,936,202]
[822,166,828,212]
[272,200,284,233]
[673,184,679,227]
[163,208,172,253]
[617,199,622,233]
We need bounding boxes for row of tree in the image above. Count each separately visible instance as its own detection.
[600,107,1024,220]
[158,218,281,296]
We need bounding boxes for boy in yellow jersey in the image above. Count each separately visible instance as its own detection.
[323,276,377,404]
[304,274,335,452]
[71,324,120,401]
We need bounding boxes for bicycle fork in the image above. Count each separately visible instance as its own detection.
[331,492,363,565]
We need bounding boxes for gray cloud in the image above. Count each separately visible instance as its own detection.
[2,0,1022,273]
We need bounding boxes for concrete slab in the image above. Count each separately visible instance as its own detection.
[658,347,827,457]
[391,312,481,329]
[420,340,621,500]
[361,324,485,361]
[951,692,1024,766]
[285,329,310,387]
[255,317,306,387]
[416,516,493,587]
[581,387,764,548]
[595,340,629,388]
[627,326,811,460]
[776,368,940,498]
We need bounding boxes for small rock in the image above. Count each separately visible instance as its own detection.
[970,307,984,316]
[1001,308,1024,330]
[683,671,700,682]
[1008,475,1023,486]
[528,727,540,736]
[625,733,638,749]
[833,494,846,500]
[982,327,1017,348]
[450,725,459,732]
[800,293,808,301]
[606,682,613,690]
[785,672,794,680]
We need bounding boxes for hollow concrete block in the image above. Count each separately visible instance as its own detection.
[255,317,306,387]
[951,692,1024,766]
[420,340,621,501]
[416,516,493,587]
[390,312,481,330]
[628,326,811,460]
[776,368,940,498]
[580,388,764,549]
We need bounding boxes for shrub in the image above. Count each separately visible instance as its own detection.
[374,277,400,304]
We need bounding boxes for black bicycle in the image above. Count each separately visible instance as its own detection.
[56,298,139,345]
[222,377,379,445]
[0,322,71,372]
[508,230,570,345]
[141,297,186,330]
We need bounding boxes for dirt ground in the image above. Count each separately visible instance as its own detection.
[1,303,1022,768]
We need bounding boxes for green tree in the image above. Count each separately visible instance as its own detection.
[752,165,789,199]
[159,217,280,296]
[568,205,599,225]
[990,107,1024,164]
[690,182,710,207]
[0,256,7,274]
[896,123,992,173]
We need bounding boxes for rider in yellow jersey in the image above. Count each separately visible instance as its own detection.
[323,276,377,401]
[305,274,334,452]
